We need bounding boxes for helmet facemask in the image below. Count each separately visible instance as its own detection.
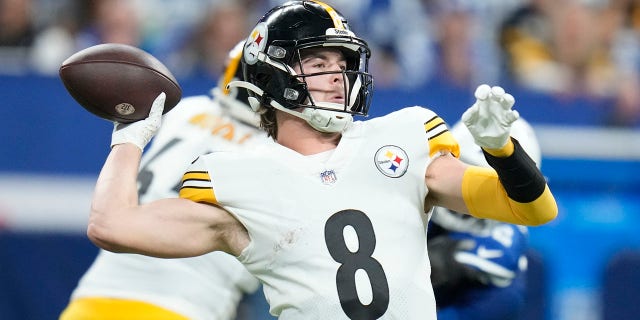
[286,37,373,116]
[277,37,372,132]
[229,0,374,133]
[239,34,372,133]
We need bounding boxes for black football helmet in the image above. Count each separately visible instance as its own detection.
[229,0,373,132]
[212,41,259,126]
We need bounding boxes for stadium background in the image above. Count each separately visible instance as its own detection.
[1,0,640,319]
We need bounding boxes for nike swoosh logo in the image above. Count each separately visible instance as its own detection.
[476,246,504,259]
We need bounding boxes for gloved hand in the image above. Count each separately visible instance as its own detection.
[111,92,166,151]
[461,84,519,150]
[429,235,484,306]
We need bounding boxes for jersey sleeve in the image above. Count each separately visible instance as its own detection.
[418,108,460,159]
[424,113,460,158]
[178,156,218,205]
[379,106,460,159]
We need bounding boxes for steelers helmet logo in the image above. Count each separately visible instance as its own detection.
[374,145,409,178]
[244,23,268,65]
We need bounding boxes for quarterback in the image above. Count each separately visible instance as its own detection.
[84,1,557,319]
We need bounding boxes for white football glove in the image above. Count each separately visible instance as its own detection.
[111,92,165,151]
[461,84,519,150]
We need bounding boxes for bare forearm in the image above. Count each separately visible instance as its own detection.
[88,143,142,250]
[92,143,142,212]
[87,145,245,257]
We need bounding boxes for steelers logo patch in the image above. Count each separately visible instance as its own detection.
[244,22,268,65]
[374,145,409,178]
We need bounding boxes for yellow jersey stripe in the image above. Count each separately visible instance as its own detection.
[424,116,460,158]
[179,186,217,205]
[181,171,210,183]
[424,115,445,133]
[180,170,217,205]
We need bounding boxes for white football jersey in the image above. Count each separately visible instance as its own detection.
[70,95,267,320]
[180,107,460,319]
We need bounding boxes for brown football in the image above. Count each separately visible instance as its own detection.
[59,43,182,123]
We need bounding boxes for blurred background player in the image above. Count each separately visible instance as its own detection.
[59,42,270,320]
[429,117,542,320]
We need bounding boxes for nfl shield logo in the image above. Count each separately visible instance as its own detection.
[320,170,337,185]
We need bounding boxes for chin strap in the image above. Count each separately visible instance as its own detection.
[300,108,353,133]
[228,80,352,133]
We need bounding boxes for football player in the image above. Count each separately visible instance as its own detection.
[59,42,269,320]
[429,118,542,320]
[84,1,557,319]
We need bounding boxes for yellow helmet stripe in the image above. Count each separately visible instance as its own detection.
[220,43,243,95]
[311,0,345,30]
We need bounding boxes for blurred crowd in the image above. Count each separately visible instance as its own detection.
[1,0,639,127]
